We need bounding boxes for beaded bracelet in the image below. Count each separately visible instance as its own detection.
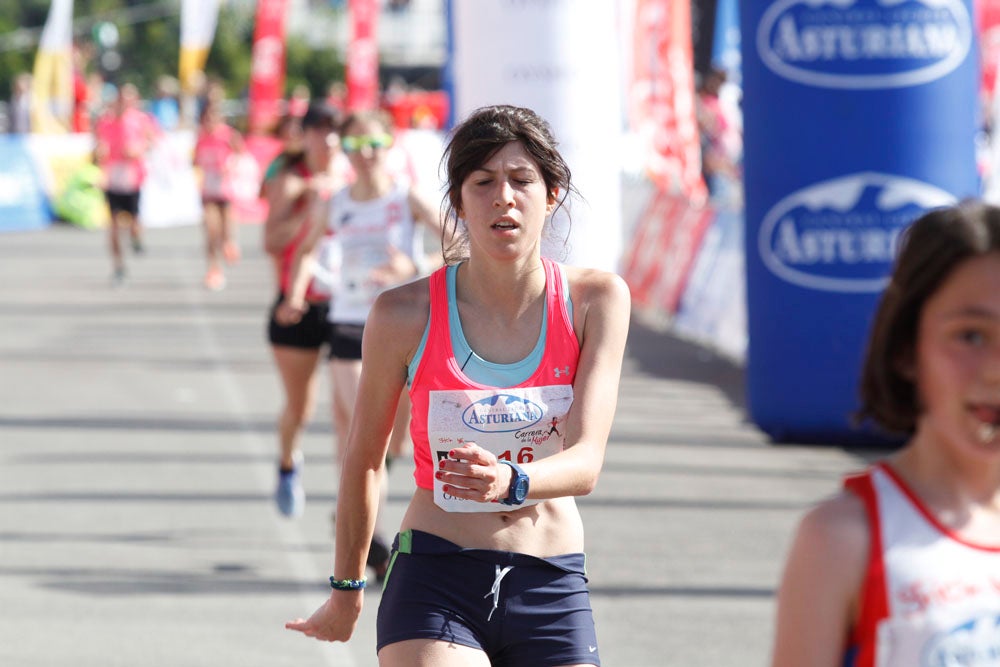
[329,576,367,591]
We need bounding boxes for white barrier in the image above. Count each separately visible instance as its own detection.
[139,130,202,228]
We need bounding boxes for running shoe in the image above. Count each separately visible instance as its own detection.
[275,464,305,517]
[131,238,145,255]
[111,267,126,288]
[203,267,226,291]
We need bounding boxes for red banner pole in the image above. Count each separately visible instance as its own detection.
[247,0,290,134]
[346,0,380,111]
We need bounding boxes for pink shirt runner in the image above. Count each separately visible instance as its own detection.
[95,108,159,193]
[194,123,238,201]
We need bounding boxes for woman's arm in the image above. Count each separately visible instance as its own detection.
[526,268,631,498]
[285,281,426,642]
[262,171,307,256]
[274,194,330,324]
[408,186,444,236]
[771,491,869,667]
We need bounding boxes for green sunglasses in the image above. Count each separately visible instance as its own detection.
[341,133,394,153]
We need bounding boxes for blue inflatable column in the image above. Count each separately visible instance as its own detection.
[740,0,980,443]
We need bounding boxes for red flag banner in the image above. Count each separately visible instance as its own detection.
[622,190,714,315]
[979,0,1000,97]
[628,0,707,205]
[248,0,290,134]
[347,0,379,111]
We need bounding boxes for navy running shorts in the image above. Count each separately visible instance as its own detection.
[267,294,331,350]
[105,191,140,216]
[327,322,364,361]
[376,529,600,667]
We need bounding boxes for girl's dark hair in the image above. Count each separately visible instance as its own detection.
[439,105,577,264]
[857,200,1000,433]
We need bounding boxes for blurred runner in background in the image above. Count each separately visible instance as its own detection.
[93,82,160,286]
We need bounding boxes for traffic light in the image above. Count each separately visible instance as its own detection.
[92,21,121,76]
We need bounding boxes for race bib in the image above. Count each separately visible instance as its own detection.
[201,169,226,199]
[427,385,573,513]
[311,234,341,297]
[107,160,141,192]
[339,237,390,312]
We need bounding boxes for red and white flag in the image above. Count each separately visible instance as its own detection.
[628,0,707,205]
[346,0,379,111]
[979,0,1000,98]
[247,0,290,134]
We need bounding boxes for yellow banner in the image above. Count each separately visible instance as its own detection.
[31,0,74,134]
[179,0,220,93]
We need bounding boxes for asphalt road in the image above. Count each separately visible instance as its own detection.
[0,222,888,666]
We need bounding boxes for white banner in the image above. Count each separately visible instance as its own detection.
[139,130,202,228]
[450,0,624,272]
[180,0,221,92]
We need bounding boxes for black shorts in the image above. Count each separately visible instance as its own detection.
[267,294,331,350]
[328,322,364,360]
[105,191,141,216]
[377,530,600,666]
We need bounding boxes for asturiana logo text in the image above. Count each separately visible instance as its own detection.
[758,172,955,293]
[757,0,972,89]
[462,394,544,433]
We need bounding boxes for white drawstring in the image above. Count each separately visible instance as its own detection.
[484,564,514,621]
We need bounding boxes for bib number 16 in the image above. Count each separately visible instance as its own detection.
[497,447,534,464]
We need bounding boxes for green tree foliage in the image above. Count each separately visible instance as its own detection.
[285,35,344,101]
[0,0,50,95]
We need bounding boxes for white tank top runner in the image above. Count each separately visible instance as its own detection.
[322,183,421,325]
[867,465,1000,667]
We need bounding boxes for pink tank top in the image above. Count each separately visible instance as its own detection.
[408,258,580,512]
[843,463,1000,666]
[194,123,236,200]
[95,108,156,192]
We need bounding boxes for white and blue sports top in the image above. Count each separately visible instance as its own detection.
[407,262,574,387]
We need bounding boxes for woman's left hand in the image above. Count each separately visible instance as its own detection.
[285,591,363,642]
[436,442,509,503]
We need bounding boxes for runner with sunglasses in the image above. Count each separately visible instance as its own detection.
[277,109,444,578]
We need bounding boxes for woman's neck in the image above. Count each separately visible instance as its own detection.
[892,432,1000,507]
[456,256,546,321]
[350,171,392,201]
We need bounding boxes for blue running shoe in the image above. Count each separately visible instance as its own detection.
[276,464,305,517]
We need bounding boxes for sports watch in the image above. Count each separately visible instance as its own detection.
[498,459,529,506]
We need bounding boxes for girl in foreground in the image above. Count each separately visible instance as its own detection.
[286,105,631,666]
[771,201,1000,666]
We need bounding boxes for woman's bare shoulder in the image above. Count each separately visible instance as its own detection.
[793,488,871,574]
[561,264,631,306]
[367,277,433,351]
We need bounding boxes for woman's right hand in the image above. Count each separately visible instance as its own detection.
[275,299,307,326]
[285,591,363,642]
